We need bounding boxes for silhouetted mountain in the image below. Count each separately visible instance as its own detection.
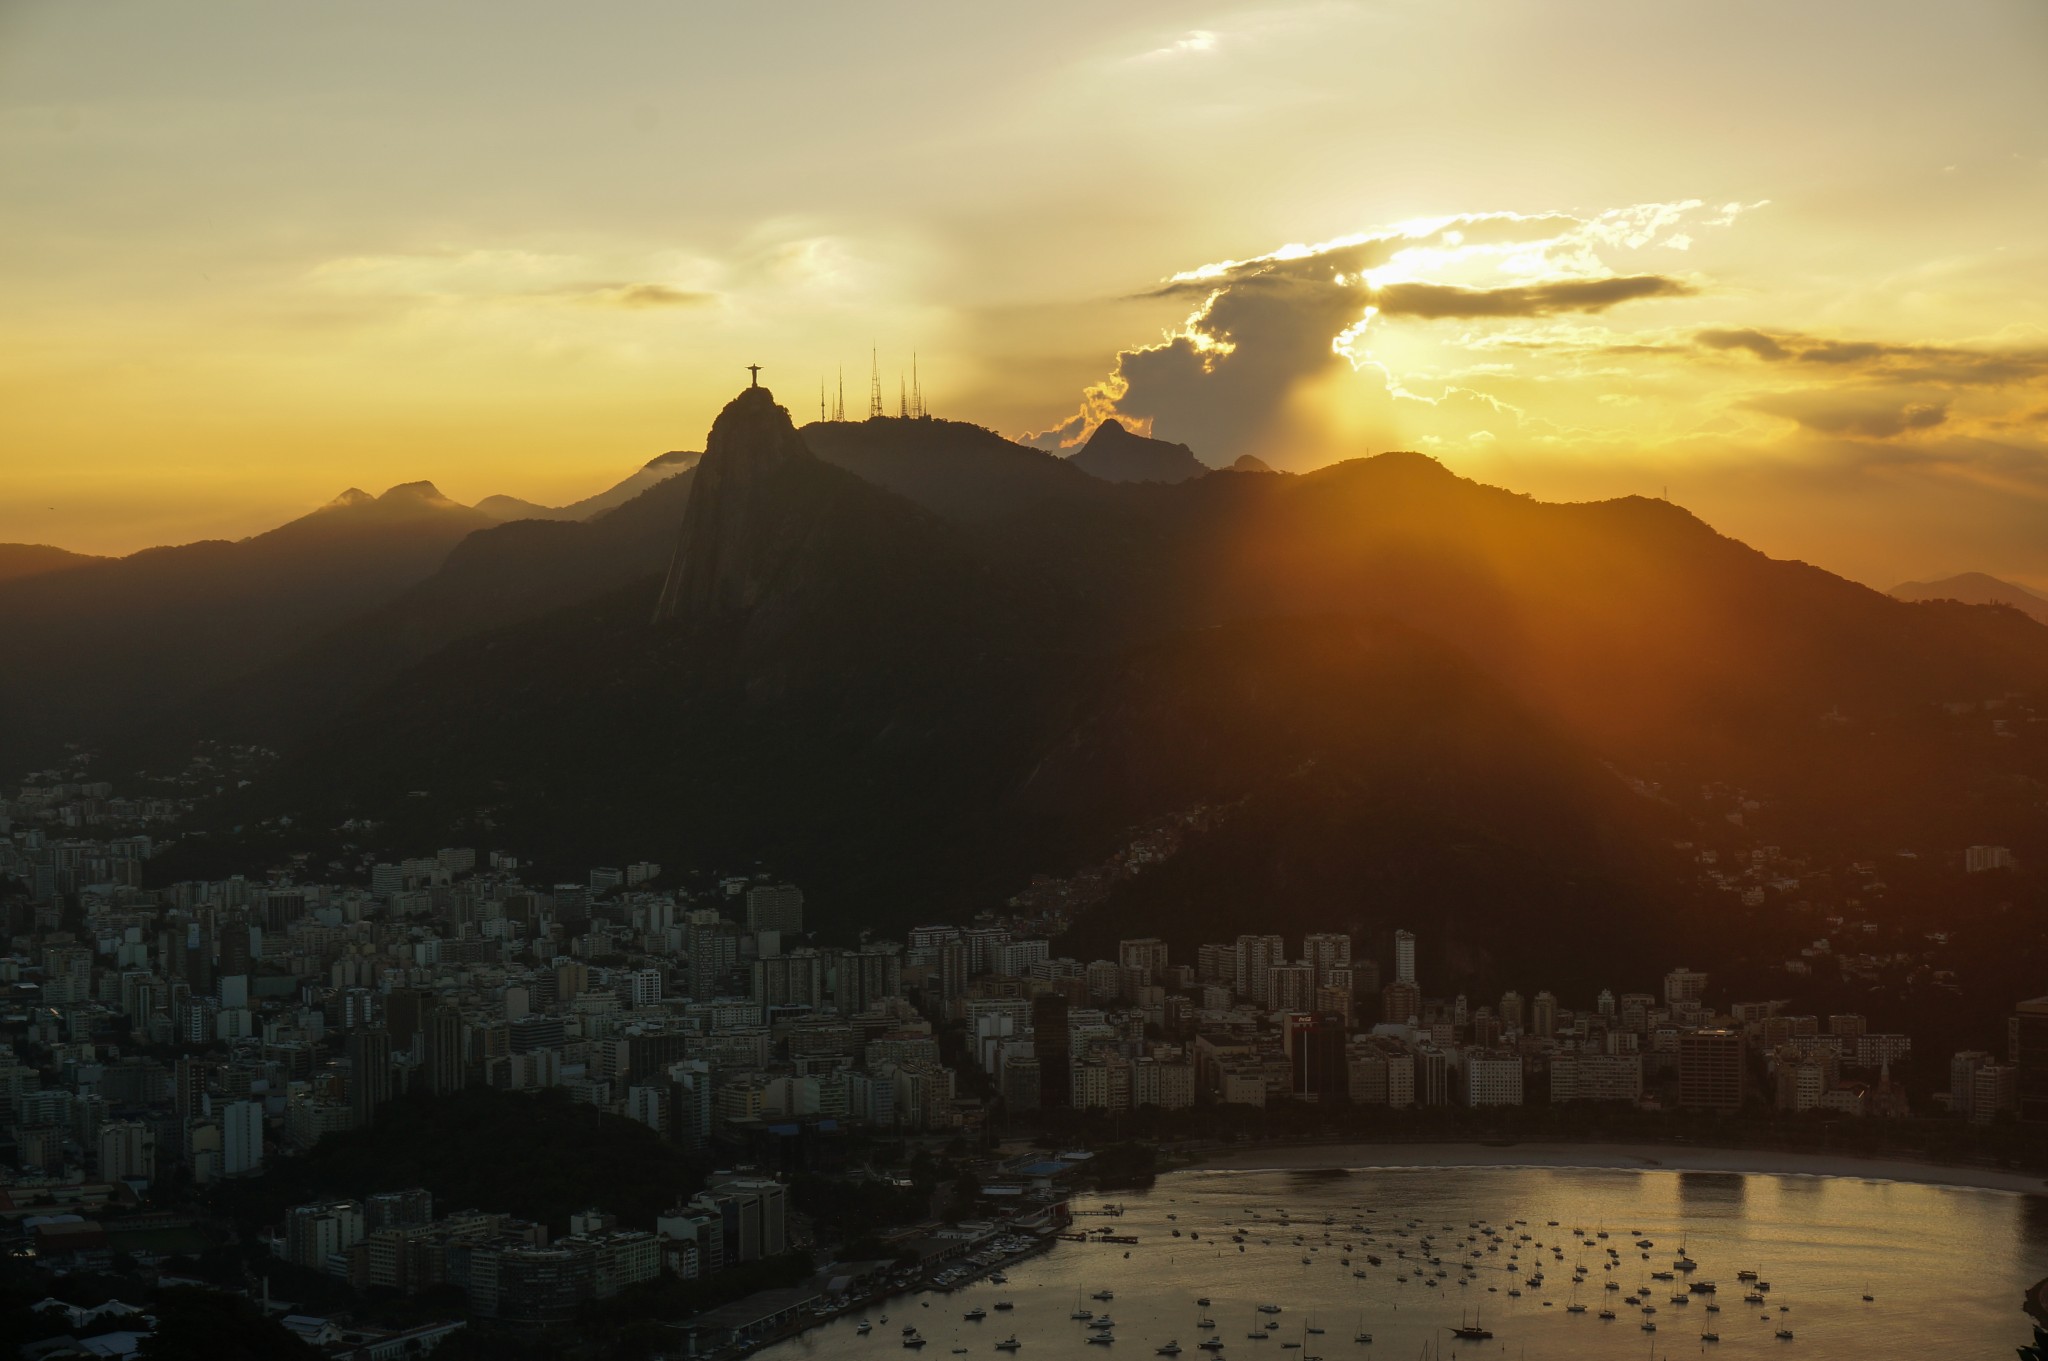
[0,543,103,584]
[41,385,2048,969]
[1230,454,1276,473]
[476,449,701,523]
[1067,418,1210,483]
[162,469,701,753]
[800,416,1104,522]
[0,483,493,768]
[1892,571,2048,625]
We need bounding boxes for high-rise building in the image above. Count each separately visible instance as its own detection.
[1531,991,1559,1039]
[1663,967,1708,1007]
[1678,1029,1746,1110]
[1235,935,1286,1004]
[426,1005,467,1095]
[744,884,804,935]
[98,1120,155,1184]
[1499,991,1525,1032]
[1031,994,1071,1108]
[1393,930,1417,986]
[1381,980,1422,1028]
[1303,933,1352,986]
[349,1030,392,1128]
[1267,963,1316,1014]
[285,1199,365,1270]
[1118,938,1170,984]
[2016,997,2048,1124]
[221,1099,263,1176]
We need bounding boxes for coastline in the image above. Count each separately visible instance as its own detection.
[1168,1139,2048,1197]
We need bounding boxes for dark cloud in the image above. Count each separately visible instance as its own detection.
[1743,391,1951,439]
[1033,216,1698,458]
[1374,274,1695,319]
[596,283,716,308]
[1694,328,2048,386]
[1696,328,1790,360]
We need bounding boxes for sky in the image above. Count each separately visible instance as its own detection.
[2,0,2046,588]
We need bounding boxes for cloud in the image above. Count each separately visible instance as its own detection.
[1743,390,1951,439]
[1376,274,1695,319]
[1694,327,2048,385]
[578,282,716,309]
[1030,202,1734,459]
[1696,327,1790,361]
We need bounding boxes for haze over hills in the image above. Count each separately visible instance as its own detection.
[133,385,2034,983]
[8,387,2048,978]
[474,448,701,523]
[0,543,104,584]
[0,482,495,768]
[1892,571,2048,626]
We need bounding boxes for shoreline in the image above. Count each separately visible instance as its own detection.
[1166,1138,2048,1196]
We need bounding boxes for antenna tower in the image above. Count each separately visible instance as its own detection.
[912,353,923,419]
[820,379,826,424]
[834,368,845,422]
[898,375,908,419]
[868,347,884,420]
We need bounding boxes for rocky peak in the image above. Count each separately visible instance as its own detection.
[654,386,817,620]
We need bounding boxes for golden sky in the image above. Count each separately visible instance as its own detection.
[3,1,2046,588]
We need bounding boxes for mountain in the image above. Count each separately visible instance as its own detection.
[475,450,701,523]
[0,543,104,584]
[801,416,1104,522]
[156,468,701,755]
[257,391,1659,977]
[58,385,2048,972]
[1067,418,1210,483]
[0,483,493,769]
[1230,454,1276,473]
[1892,571,2048,625]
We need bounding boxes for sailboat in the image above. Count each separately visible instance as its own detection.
[1449,1307,1492,1342]
[1352,1312,1372,1345]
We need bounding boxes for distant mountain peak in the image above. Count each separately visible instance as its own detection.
[378,480,455,505]
[1070,418,1209,484]
[324,488,373,509]
[1892,571,2048,624]
[1230,454,1275,473]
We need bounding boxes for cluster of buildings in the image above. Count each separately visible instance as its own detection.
[6,819,2046,1215]
[273,1178,781,1323]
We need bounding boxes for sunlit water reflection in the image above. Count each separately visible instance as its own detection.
[759,1164,2046,1360]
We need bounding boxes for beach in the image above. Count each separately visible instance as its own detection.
[1177,1139,2048,1196]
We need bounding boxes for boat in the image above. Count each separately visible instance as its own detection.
[1449,1310,1492,1342]
[1258,1306,1283,1316]
[1096,1291,1117,1302]
[955,1349,969,1354]
[996,1340,1021,1353]
[1776,1328,1794,1340]
[1196,1300,1212,1308]
[991,1272,1008,1284]
[1199,1342,1226,1353]
[1352,1334,1371,1345]
[995,1303,1014,1312]
[966,1309,987,1321]
[1089,1336,1117,1347]
[1701,1332,1720,1343]
[1641,1321,1656,1333]
[905,1337,928,1350]
[1158,1344,1183,1356]
[1598,1310,1616,1321]
[858,1323,873,1335]
[1197,1319,1217,1331]
[906,1327,921,1336]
